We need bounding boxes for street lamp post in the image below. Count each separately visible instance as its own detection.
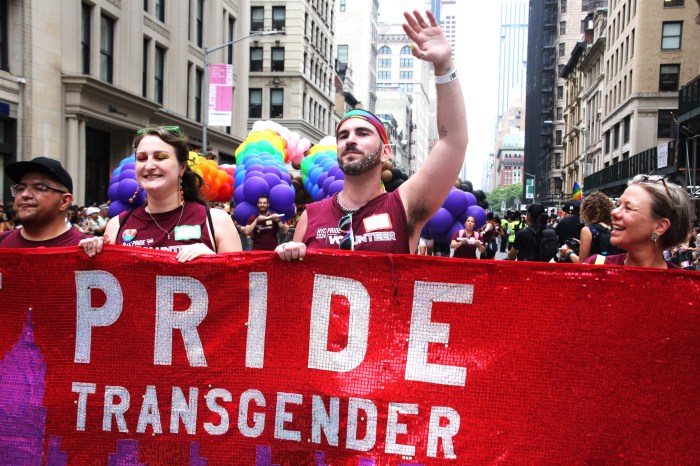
[544,119,589,186]
[202,30,281,153]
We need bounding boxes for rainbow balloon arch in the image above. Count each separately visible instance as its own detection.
[105,121,486,232]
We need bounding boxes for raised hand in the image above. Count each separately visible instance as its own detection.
[402,10,452,71]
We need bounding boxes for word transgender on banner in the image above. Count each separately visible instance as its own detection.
[0,248,699,465]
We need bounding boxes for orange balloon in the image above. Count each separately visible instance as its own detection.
[217,170,228,184]
[200,162,210,176]
[381,170,393,183]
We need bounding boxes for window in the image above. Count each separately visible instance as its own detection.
[271,47,284,71]
[657,110,674,138]
[560,0,567,13]
[337,45,348,62]
[581,19,587,33]
[340,0,346,12]
[557,86,563,99]
[378,71,391,80]
[555,130,562,145]
[400,58,413,67]
[154,45,164,104]
[407,83,413,92]
[378,58,391,68]
[144,0,148,12]
[664,0,684,6]
[81,3,91,75]
[250,47,263,71]
[270,88,284,118]
[613,123,620,149]
[400,71,412,79]
[556,107,563,120]
[661,22,682,50]
[581,0,588,10]
[194,67,202,122]
[400,45,412,55]
[195,0,203,47]
[272,6,285,31]
[142,38,149,97]
[555,153,562,169]
[559,43,565,57]
[251,7,264,32]
[100,15,114,83]
[249,88,262,118]
[155,0,165,22]
[227,16,235,64]
[604,131,610,153]
[560,21,566,35]
[379,46,391,55]
[623,115,631,143]
[659,64,680,91]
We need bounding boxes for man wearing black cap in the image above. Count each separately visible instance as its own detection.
[0,156,85,247]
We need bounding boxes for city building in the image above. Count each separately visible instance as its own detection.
[493,127,525,189]
[496,0,529,132]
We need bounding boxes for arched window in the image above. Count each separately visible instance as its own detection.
[379,46,391,55]
[400,45,412,55]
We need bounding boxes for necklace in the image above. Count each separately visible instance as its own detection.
[336,192,360,213]
[146,202,185,240]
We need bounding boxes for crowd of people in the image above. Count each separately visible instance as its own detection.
[1,9,697,272]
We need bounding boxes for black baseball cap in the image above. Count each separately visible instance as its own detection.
[6,156,73,193]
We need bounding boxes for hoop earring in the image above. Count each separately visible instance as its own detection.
[651,232,659,243]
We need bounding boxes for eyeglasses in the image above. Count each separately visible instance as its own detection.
[338,213,354,251]
[10,184,68,197]
[137,126,183,138]
[638,175,672,200]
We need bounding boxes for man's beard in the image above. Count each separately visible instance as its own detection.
[338,144,383,176]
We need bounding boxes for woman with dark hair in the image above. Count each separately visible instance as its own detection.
[450,215,484,259]
[584,175,693,269]
[561,191,624,263]
[81,126,241,261]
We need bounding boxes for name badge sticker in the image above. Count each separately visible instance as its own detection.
[174,225,202,241]
[363,213,392,232]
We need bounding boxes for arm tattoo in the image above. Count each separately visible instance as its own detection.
[440,125,448,138]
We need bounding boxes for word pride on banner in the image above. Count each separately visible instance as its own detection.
[0,248,699,465]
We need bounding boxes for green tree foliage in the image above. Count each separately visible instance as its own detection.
[486,183,523,212]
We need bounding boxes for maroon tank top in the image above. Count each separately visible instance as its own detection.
[115,202,214,252]
[303,190,410,253]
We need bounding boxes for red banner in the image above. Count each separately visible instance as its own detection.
[0,247,699,465]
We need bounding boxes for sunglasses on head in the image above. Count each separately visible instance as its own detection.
[639,174,672,200]
[137,125,183,138]
[338,213,354,251]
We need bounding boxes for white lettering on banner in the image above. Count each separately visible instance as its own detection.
[72,382,461,459]
[346,397,378,452]
[428,406,460,459]
[103,385,130,432]
[204,388,232,435]
[308,274,370,372]
[137,385,162,434]
[74,271,123,363]
[72,382,96,431]
[312,395,340,446]
[246,272,268,369]
[405,281,472,387]
[385,402,418,456]
[275,392,303,441]
[155,276,208,367]
[238,389,266,437]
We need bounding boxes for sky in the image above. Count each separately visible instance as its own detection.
[378,0,502,190]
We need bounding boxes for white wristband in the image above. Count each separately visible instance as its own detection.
[435,70,458,85]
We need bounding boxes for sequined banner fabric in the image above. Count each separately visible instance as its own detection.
[0,247,699,465]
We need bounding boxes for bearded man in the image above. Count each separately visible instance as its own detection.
[276,9,468,260]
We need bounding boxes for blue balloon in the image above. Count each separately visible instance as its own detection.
[309,166,323,185]
[113,167,123,177]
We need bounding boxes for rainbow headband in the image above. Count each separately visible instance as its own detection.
[336,110,389,145]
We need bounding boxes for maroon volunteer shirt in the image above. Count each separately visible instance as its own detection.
[302,190,410,253]
[115,202,214,252]
[451,229,480,259]
[0,227,85,248]
[247,214,281,251]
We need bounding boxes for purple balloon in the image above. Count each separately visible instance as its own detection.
[444,221,464,243]
[107,200,130,219]
[118,169,136,182]
[317,172,329,189]
[245,170,264,180]
[269,184,295,212]
[328,165,340,178]
[107,183,119,201]
[116,178,140,203]
[322,175,335,193]
[109,175,120,185]
[261,166,282,176]
[246,164,264,173]
[465,192,477,208]
[443,189,468,219]
[282,204,297,220]
[420,223,432,239]
[334,171,345,180]
[243,176,270,204]
[234,201,258,225]
[234,185,245,204]
[263,173,281,189]
[327,179,344,196]
[122,162,136,171]
[280,172,292,185]
[465,205,487,229]
[315,188,326,201]
[427,207,454,233]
